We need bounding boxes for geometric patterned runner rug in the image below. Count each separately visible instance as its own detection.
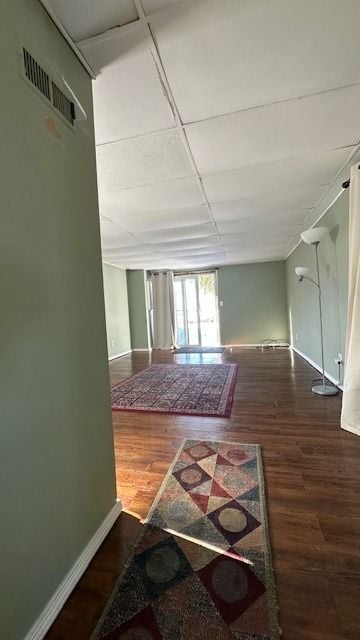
[92,439,280,639]
[111,364,238,417]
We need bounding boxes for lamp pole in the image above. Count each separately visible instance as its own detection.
[308,241,338,396]
[314,241,327,392]
[295,225,338,396]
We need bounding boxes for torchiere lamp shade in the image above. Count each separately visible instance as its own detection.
[301,227,328,245]
[295,266,310,277]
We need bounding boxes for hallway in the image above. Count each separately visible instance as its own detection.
[47,348,359,640]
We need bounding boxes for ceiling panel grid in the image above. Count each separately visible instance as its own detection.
[45,0,360,268]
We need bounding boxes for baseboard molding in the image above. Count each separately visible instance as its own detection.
[223,342,289,348]
[24,500,122,640]
[116,345,291,352]
[108,350,132,361]
[291,346,343,389]
[341,422,359,436]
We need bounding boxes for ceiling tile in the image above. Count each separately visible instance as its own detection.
[48,0,138,42]
[221,230,293,243]
[99,222,151,257]
[151,0,360,122]
[212,202,310,223]
[99,216,125,236]
[99,217,136,243]
[221,231,294,257]
[101,240,140,254]
[134,222,217,243]
[223,250,288,260]
[108,205,211,232]
[113,256,162,265]
[142,0,182,15]
[96,130,194,190]
[159,246,226,257]
[210,187,323,223]
[217,218,303,236]
[179,254,227,265]
[150,236,220,250]
[102,245,153,258]
[57,0,360,270]
[117,256,175,268]
[202,148,352,203]
[79,30,175,144]
[225,252,284,265]
[102,246,156,265]
[186,84,360,174]
[98,177,204,218]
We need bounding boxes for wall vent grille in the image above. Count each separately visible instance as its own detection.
[52,82,75,125]
[21,47,75,127]
[23,47,51,100]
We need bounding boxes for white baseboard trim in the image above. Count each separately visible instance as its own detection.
[24,500,122,640]
[291,346,343,389]
[341,423,359,436]
[108,350,132,361]
[223,342,289,348]
[132,344,291,350]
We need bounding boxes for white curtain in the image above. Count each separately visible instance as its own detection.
[151,271,176,350]
[341,164,360,436]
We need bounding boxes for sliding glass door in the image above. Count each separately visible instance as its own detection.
[174,271,220,346]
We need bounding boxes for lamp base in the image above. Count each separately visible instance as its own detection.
[312,383,339,396]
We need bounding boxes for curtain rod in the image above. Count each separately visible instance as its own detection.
[148,268,218,276]
[173,269,218,276]
[342,164,360,189]
[148,270,171,275]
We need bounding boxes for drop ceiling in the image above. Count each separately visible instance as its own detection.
[46,0,360,270]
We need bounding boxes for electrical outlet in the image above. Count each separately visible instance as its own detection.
[111,340,115,347]
[295,333,298,342]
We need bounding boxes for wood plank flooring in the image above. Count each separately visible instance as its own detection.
[46,348,360,640]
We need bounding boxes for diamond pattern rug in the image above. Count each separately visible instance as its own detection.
[111,364,238,417]
[92,439,280,639]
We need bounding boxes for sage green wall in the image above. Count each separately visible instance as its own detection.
[103,263,131,357]
[286,191,349,383]
[0,2,116,638]
[126,270,150,349]
[218,262,288,344]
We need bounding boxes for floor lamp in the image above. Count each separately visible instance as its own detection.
[295,226,338,396]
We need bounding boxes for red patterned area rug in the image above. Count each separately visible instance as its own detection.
[111,364,238,417]
[92,439,280,640]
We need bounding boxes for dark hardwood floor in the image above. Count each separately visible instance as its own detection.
[46,348,360,640]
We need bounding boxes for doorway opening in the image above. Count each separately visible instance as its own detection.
[173,271,220,347]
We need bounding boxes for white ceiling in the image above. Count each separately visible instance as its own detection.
[48,0,139,41]
[46,0,360,269]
